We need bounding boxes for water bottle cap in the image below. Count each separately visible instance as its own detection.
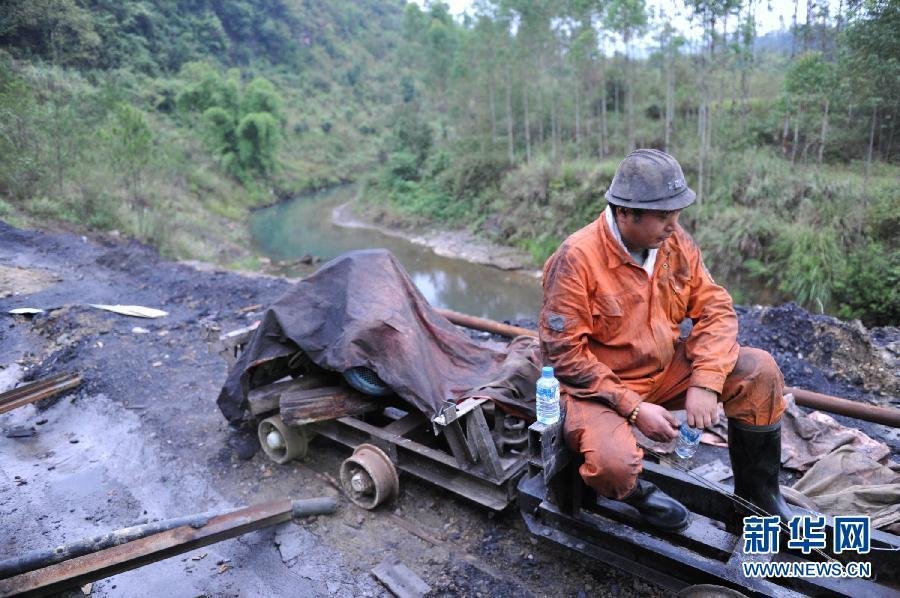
[679,422,701,442]
[541,366,554,377]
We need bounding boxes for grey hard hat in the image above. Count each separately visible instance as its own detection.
[605,149,696,211]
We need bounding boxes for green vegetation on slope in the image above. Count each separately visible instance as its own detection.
[0,0,406,262]
[360,1,899,326]
[0,0,897,325]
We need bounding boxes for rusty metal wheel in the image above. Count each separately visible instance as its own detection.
[258,415,309,464]
[339,443,399,509]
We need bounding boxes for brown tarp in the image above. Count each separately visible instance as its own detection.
[792,445,900,532]
[217,249,542,423]
[779,394,891,471]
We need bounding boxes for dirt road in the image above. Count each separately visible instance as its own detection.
[1,221,896,597]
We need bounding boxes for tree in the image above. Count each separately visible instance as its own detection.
[838,0,899,170]
[687,0,742,204]
[782,52,834,164]
[179,65,283,181]
[606,0,648,152]
[108,102,153,204]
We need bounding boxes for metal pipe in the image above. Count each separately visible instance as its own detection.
[435,308,535,340]
[785,387,900,428]
[436,308,900,428]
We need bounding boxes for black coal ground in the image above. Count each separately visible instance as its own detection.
[0,221,896,597]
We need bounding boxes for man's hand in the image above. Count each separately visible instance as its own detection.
[685,386,719,429]
[633,402,679,442]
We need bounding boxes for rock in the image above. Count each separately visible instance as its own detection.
[228,430,259,460]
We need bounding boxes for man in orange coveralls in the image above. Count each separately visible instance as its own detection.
[539,149,791,531]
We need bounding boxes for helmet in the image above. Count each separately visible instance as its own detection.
[605,149,696,211]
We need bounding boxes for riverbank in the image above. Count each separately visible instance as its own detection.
[332,200,541,276]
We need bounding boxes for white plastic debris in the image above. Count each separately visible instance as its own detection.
[8,308,44,315]
[89,304,168,318]
[132,327,151,334]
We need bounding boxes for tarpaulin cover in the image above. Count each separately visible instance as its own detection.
[217,249,542,423]
[792,444,900,532]
[779,394,891,471]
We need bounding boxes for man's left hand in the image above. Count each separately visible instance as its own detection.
[685,386,719,429]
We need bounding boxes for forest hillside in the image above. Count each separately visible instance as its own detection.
[0,0,897,325]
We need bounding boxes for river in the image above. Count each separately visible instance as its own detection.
[249,186,544,321]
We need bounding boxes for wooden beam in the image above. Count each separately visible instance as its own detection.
[247,375,337,416]
[0,373,82,415]
[279,385,381,426]
[0,498,337,597]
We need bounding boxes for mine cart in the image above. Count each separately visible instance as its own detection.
[209,250,542,512]
[521,419,900,597]
[208,319,532,511]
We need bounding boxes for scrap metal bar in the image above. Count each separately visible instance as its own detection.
[0,497,337,597]
[435,308,533,340]
[784,386,900,427]
[436,308,900,428]
[0,373,82,414]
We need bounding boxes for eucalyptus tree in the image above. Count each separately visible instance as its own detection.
[839,0,899,173]
[782,52,835,164]
[606,0,647,152]
[686,0,742,204]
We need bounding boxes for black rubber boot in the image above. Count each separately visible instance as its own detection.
[727,419,793,522]
[621,478,691,532]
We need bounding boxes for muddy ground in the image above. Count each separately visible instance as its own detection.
[0,220,897,597]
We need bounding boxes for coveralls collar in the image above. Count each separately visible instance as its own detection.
[602,206,659,277]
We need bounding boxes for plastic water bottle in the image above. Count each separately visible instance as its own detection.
[675,422,702,459]
[536,366,560,425]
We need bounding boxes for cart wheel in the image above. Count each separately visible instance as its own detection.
[258,416,308,464]
[339,444,399,510]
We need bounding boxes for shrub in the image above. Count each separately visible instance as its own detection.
[835,244,900,327]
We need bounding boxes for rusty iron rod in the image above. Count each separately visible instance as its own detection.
[784,386,900,428]
[0,497,337,597]
[0,373,82,414]
[436,308,535,340]
[436,308,900,428]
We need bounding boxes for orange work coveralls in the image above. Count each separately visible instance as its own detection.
[539,212,785,499]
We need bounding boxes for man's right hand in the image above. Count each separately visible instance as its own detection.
[633,402,679,442]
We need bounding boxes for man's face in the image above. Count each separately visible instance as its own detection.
[616,208,682,252]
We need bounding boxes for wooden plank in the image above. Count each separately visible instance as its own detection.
[246,375,335,416]
[280,386,380,426]
[0,374,82,415]
[0,498,336,597]
[466,405,504,481]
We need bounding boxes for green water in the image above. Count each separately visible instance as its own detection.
[249,186,544,321]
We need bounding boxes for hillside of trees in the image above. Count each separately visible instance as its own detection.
[361,0,898,325]
[0,0,406,262]
[0,0,897,325]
